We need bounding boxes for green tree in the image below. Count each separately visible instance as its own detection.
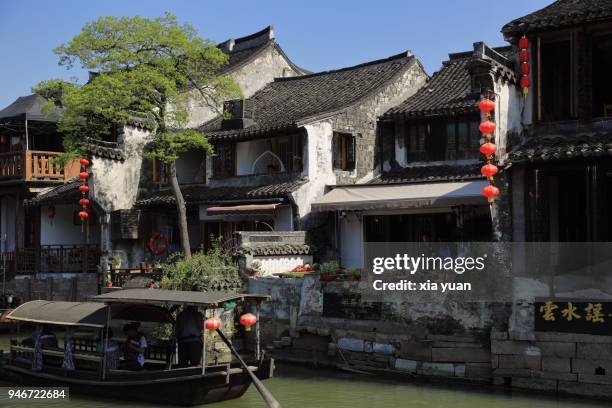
[34,13,241,257]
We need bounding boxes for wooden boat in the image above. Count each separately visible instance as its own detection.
[0,289,274,406]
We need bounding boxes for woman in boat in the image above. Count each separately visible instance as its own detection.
[122,322,147,371]
[175,306,203,367]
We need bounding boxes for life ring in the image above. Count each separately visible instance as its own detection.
[148,232,168,256]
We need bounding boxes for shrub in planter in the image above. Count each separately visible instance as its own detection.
[344,267,361,281]
[319,260,340,281]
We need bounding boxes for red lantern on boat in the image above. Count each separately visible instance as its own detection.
[79,158,90,166]
[481,164,499,178]
[204,317,221,332]
[479,142,497,156]
[478,98,495,112]
[482,185,500,203]
[79,198,90,207]
[479,121,496,135]
[79,171,90,180]
[78,210,89,220]
[47,206,56,219]
[239,313,257,332]
[79,185,89,193]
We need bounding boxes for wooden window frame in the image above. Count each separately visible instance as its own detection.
[152,158,168,185]
[332,132,356,171]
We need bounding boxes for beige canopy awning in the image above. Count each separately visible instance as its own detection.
[311,180,488,212]
[206,203,281,216]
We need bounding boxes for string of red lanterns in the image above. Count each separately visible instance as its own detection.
[478,96,499,204]
[78,158,90,226]
[519,35,530,97]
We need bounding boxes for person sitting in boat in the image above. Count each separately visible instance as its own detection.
[122,322,147,371]
[175,306,203,367]
[97,328,120,370]
[23,325,58,348]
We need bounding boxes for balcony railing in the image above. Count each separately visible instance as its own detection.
[0,150,80,182]
[2,245,101,275]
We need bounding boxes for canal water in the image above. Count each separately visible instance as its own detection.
[0,333,608,408]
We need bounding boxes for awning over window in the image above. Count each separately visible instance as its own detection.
[311,180,488,212]
[206,203,281,216]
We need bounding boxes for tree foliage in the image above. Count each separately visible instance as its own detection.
[34,13,242,256]
[34,13,241,162]
[160,242,243,292]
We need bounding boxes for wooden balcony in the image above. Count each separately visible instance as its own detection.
[0,150,79,182]
[3,245,101,275]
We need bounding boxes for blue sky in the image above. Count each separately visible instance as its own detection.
[0,0,551,108]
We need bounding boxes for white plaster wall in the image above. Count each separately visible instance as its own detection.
[291,122,336,218]
[91,126,151,212]
[235,139,268,175]
[339,213,364,268]
[185,45,303,128]
[494,79,524,164]
[255,254,314,276]
[40,204,100,246]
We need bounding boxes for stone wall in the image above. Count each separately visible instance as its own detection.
[491,331,612,399]
[6,274,99,303]
[248,275,506,382]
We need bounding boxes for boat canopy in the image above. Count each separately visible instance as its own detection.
[7,300,175,328]
[7,301,108,328]
[94,289,270,307]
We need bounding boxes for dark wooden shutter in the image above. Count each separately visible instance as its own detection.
[332,133,341,169]
[346,134,356,170]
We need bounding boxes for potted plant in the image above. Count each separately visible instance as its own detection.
[110,255,122,270]
[246,261,262,277]
[319,260,340,281]
[344,268,361,281]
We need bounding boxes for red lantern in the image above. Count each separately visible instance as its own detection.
[479,121,496,135]
[518,36,530,50]
[79,171,90,180]
[479,142,497,156]
[79,198,90,207]
[478,99,495,112]
[204,317,221,331]
[79,158,90,167]
[482,185,500,203]
[519,50,529,62]
[520,76,531,88]
[481,164,499,178]
[47,206,56,219]
[78,210,89,220]
[79,185,89,193]
[520,63,530,75]
[239,313,257,332]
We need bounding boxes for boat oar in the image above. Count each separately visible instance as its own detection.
[216,329,282,408]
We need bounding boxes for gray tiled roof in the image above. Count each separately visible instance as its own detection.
[219,26,308,76]
[502,0,612,38]
[136,179,307,207]
[0,94,61,122]
[382,46,513,119]
[24,178,81,206]
[508,133,612,164]
[200,52,419,141]
[383,54,477,119]
[238,244,311,256]
[368,164,482,185]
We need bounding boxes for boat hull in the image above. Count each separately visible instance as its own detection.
[0,358,274,406]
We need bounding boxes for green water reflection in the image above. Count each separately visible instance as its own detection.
[0,334,608,408]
